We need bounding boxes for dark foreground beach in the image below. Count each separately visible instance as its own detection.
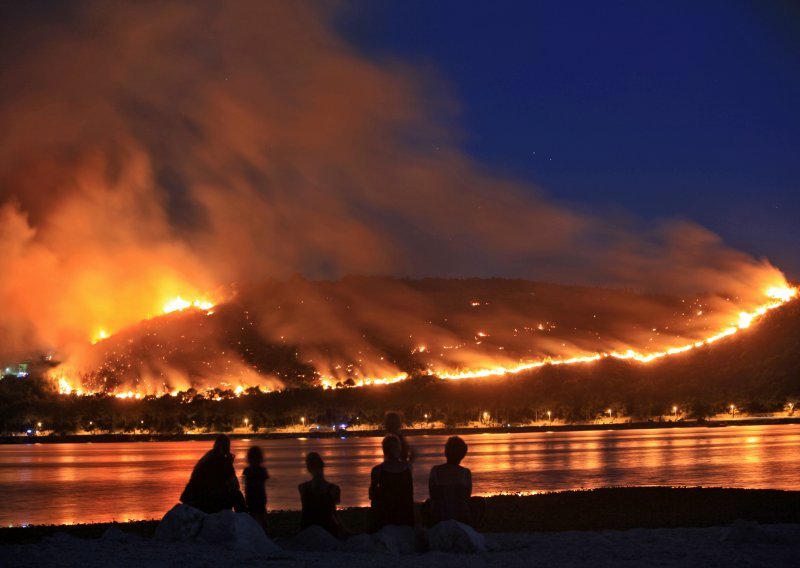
[2,488,799,567]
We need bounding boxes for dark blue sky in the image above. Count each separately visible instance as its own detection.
[338,1,800,278]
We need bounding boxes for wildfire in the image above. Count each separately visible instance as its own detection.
[766,287,795,302]
[320,372,409,389]
[435,286,797,381]
[163,296,215,314]
[91,329,109,344]
[54,284,796,398]
[88,295,216,344]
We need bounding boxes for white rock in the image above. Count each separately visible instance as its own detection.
[372,525,420,555]
[154,504,206,541]
[288,525,341,552]
[197,510,281,554]
[427,519,487,553]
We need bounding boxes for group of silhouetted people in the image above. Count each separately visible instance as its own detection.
[180,412,482,537]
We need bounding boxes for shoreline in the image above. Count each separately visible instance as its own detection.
[3,416,799,445]
[5,489,799,568]
[2,487,799,544]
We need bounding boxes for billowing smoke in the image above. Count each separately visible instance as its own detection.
[0,1,789,391]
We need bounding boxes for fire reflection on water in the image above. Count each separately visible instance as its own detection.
[1,424,799,527]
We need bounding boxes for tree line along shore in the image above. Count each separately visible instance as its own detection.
[2,416,800,444]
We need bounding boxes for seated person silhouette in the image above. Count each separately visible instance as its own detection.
[180,434,245,513]
[425,436,483,527]
[243,445,270,531]
[298,452,344,537]
[369,435,414,530]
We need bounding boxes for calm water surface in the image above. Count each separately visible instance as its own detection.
[1,424,799,526]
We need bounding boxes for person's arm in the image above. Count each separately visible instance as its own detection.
[331,484,341,505]
[428,466,437,499]
[464,468,472,497]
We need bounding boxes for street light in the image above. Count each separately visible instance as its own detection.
[37,422,42,429]
[607,408,612,419]
[547,410,552,423]
[300,416,306,426]
[672,406,678,420]
[483,411,490,424]
[244,417,249,428]
[730,404,736,418]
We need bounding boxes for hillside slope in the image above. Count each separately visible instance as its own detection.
[63,277,777,394]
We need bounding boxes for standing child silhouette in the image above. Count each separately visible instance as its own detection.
[242,445,270,531]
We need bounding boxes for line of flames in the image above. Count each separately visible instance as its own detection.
[57,286,797,397]
[432,286,797,381]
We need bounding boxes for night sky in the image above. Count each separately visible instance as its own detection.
[339,1,800,278]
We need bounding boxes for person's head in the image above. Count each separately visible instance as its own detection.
[213,434,231,455]
[382,434,402,461]
[444,436,468,465]
[384,411,403,434]
[246,445,263,467]
[306,452,325,477]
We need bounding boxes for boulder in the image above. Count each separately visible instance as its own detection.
[287,525,341,552]
[371,525,420,555]
[198,510,281,554]
[155,504,281,554]
[155,504,206,541]
[427,520,487,553]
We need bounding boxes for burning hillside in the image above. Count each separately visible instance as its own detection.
[0,1,795,395]
[49,277,796,397]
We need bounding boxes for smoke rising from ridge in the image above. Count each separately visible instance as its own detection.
[0,1,789,389]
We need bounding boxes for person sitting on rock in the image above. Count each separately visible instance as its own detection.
[180,434,245,514]
[369,435,414,530]
[298,452,344,537]
[243,445,270,531]
[425,436,483,527]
